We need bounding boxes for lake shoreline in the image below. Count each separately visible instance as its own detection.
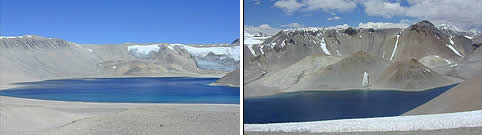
[0,75,240,134]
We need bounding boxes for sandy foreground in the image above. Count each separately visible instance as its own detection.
[0,96,240,135]
[245,127,482,135]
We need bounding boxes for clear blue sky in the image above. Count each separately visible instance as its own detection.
[0,0,240,44]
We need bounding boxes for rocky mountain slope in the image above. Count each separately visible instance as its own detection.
[211,69,240,87]
[244,20,476,97]
[403,73,482,115]
[0,35,239,88]
[375,59,454,90]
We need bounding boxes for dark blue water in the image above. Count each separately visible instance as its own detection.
[244,84,457,124]
[0,77,239,104]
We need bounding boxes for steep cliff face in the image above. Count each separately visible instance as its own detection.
[287,51,389,91]
[0,35,103,86]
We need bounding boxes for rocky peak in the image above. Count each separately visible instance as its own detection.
[343,27,359,36]
[409,20,438,33]
[390,58,433,78]
[253,32,267,37]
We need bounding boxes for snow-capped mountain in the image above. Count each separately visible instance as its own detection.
[244,20,479,97]
[436,24,481,40]
[253,32,267,37]
[126,43,240,72]
[0,35,239,87]
[170,44,240,72]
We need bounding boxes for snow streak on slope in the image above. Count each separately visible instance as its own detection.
[245,110,482,133]
[320,37,331,55]
[449,36,455,45]
[445,44,463,58]
[446,36,463,58]
[362,72,369,88]
[390,35,400,61]
[247,45,256,55]
[465,35,474,39]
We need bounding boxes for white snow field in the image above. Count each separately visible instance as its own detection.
[244,110,482,133]
[127,44,160,58]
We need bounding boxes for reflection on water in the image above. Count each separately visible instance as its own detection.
[244,84,457,124]
[0,77,240,104]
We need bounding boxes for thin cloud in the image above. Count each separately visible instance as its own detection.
[281,23,304,28]
[245,24,283,36]
[273,0,357,14]
[328,16,341,21]
[358,21,409,29]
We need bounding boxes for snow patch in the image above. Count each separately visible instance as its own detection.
[88,48,94,53]
[259,45,265,54]
[449,36,455,46]
[390,35,400,61]
[336,49,341,56]
[245,110,482,133]
[464,35,473,39]
[280,39,286,48]
[444,44,463,58]
[320,37,331,55]
[450,64,458,68]
[167,45,175,51]
[362,72,369,88]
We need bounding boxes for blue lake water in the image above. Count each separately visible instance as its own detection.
[0,77,240,104]
[244,84,457,124]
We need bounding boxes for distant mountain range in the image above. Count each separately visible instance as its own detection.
[0,35,240,87]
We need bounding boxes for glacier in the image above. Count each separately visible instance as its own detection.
[127,45,160,58]
[320,37,331,55]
